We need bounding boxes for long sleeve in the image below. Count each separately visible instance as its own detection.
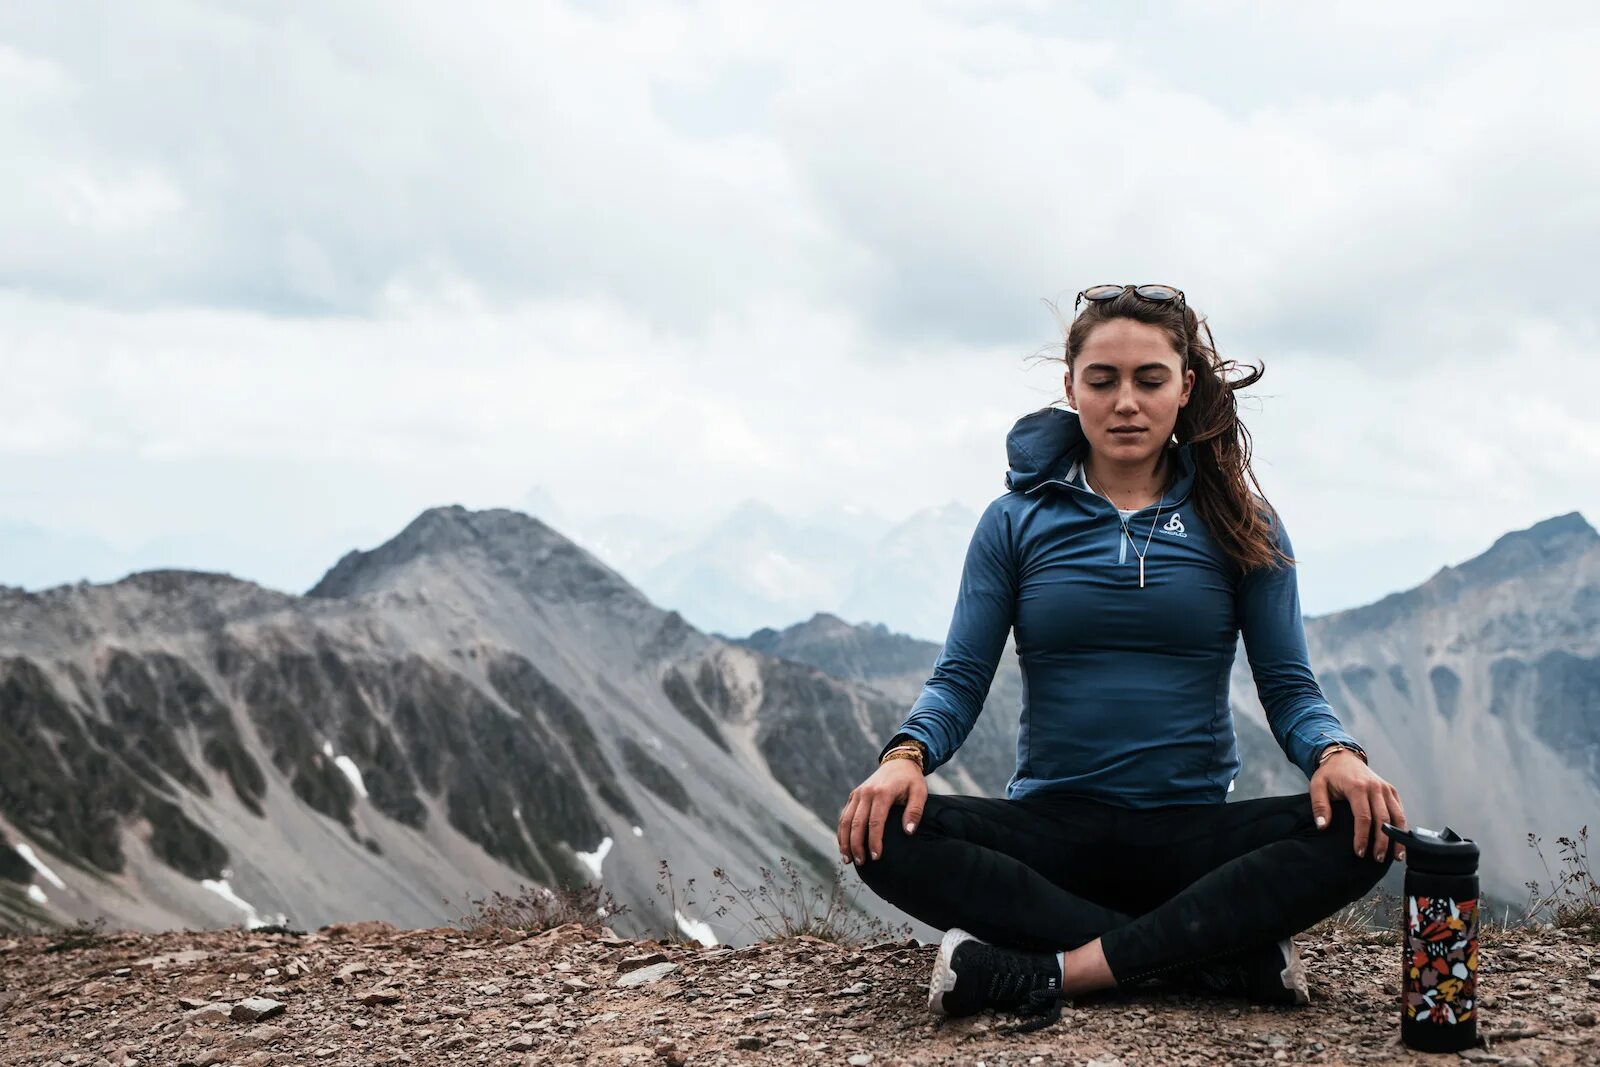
[1237,508,1362,779]
[877,496,1017,774]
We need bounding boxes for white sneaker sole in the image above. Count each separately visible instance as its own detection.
[927,927,980,1015]
[1278,938,1310,1004]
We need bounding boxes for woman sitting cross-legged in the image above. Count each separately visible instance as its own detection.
[837,283,1406,1034]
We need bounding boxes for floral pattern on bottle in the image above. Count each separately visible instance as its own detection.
[1403,894,1478,1024]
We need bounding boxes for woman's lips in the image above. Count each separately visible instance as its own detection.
[1109,428,1146,435]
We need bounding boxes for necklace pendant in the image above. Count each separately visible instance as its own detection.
[1139,557,1145,588]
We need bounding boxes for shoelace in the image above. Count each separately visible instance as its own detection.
[974,948,1064,1034]
[996,988,1063,1034]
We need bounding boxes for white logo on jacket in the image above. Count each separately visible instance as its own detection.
[1163,512,1187,537]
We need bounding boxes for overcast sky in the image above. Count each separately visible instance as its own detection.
[3,1,1597,617]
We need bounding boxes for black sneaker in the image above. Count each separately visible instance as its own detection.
[1164,937,1309,1005]
[927,927,1064,1033]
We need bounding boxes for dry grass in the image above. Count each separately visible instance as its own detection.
[655,855,913,948]
[1522,825,1600,940]
[445,880,631,939]
[1305,889,1403,945]
[0,914,112,953]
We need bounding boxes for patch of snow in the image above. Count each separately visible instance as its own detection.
[27,884,47,904]
[674,909,718,947]
[333,755,368,798]
[512,805,522,820]
[575,836,613,880]
[322,739,334,757]
[14,843,66,889]
[200,877,283,930]
[632,825,643,837]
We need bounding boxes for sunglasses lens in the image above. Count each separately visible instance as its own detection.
[1083,284,1125,301]
[1135,285,1179,301]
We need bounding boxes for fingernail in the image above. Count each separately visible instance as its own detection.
[1315,816,1326,829]
[841,854,850,865]
[906,822,917,834]
[1397,848,1406,861]
[1356,847,1364,857]
[871,850,880,860]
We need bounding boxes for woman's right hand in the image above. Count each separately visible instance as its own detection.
[837,757,928,866]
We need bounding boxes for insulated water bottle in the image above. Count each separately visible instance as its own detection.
[1381,823,1481,1053]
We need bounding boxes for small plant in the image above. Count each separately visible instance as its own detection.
[655,854,911,948]
[0,914,45,938]
[1307,890,1402,944]
[654,857,710,947]
[446,879,629,938]
[1522,826,1600,938]
[43,916,109,954]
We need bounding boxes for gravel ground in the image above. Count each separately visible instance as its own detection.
[1,919,1596,1066]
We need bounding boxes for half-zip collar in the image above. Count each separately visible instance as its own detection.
[1002,406,1197,514]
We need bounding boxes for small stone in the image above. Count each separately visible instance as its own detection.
[1574,1010,1596,1026]
[133,949,211,970]
[476,983,502,996]
[232,997,286,1023]
[520,992,552,1006]
[615,962,679,988]
[505,1035,536,1051]
[848,1055,874,1066]
[763,978,795,989]
[735,1035,763,1050]
[618,952,670,972]
[333,963,370,984]
[184,1002,234,1026]
[355,986,403,1005]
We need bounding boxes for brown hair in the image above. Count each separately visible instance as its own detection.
[1041,290,1292,575]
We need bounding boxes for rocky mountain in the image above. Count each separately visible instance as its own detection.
[3,502,1591,944]
[0,507,920,940]
[730,513,1600,909]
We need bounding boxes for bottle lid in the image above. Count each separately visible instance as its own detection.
[1382,823,1479,874]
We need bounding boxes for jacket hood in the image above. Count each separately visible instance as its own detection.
[1003,406,1197,501]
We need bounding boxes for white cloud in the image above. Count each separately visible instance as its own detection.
[0,2,1596,612]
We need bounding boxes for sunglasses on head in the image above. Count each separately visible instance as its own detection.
[1073,283,1186,317]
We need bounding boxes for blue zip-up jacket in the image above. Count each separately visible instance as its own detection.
[878,406,1362,807]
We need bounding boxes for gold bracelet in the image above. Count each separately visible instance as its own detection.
[880,743,926,772]
[1318,743,1367,766]
[881,748,924,772]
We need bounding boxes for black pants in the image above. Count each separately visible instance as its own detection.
[853,789,1394,986]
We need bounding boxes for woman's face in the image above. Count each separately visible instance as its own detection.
[1064,318,1194,465]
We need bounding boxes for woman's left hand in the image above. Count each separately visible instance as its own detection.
[1309,751,1408,862]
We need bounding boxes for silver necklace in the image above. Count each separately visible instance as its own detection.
[1084,464,1166,589]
